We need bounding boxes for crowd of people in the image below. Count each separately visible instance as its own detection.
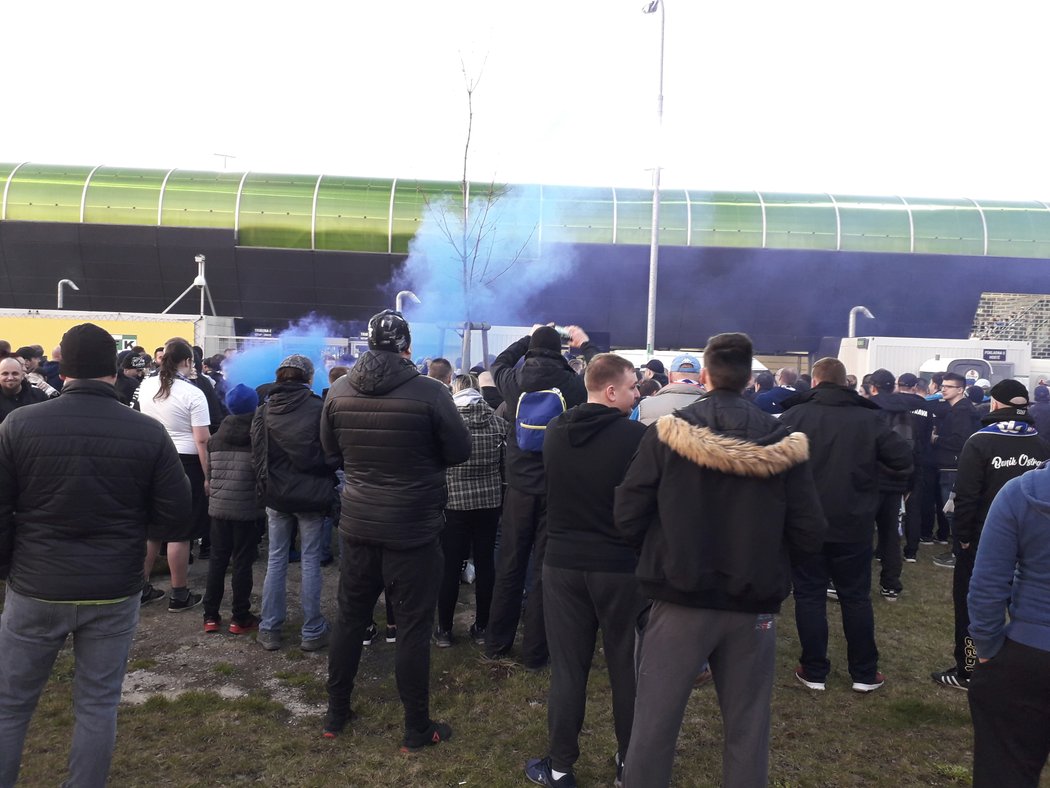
[1,319,1049,787]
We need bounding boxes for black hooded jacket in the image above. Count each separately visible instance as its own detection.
[870,390,927,492]
[952,407,1050,545]
[933,396,981,470]
[321,350,471,549]
[491,335,599,495]
[543,403,647,572]
[780,383,912,542]
[615,390,826,613]
[252,382,338,514]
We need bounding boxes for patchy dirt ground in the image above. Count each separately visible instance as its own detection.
[124,548,407,721]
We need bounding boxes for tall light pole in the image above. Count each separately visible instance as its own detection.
[643,0,665,355]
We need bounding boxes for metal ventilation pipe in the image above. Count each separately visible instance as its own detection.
[395,290,420,313]
[57,279,80,309]
[848,305,875,338]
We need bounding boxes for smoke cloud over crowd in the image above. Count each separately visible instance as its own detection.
[223,314,357,395]
[392,185,578,357]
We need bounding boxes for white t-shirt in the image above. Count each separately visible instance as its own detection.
[138,375,210,454]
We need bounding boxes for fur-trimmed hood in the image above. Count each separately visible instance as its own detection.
[657,414,809,477]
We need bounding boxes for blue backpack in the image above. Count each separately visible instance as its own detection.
[515,388,567,452]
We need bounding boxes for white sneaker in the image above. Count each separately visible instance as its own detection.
[794,666,826,691]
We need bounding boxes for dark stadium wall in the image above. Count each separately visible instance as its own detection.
[3,220,1049,353]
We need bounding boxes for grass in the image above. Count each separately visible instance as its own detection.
[9,552,1045,787]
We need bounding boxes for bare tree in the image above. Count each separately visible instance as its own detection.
[420,56,537,325]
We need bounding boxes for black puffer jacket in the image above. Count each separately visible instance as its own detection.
[321,350,471,548]
[208,412,263,521]
[0,380,47,424]
[780,384,912,542]
[491,335,599,495]
[615,390,826,613]
[0,380,190,600]
[252,382,338,514]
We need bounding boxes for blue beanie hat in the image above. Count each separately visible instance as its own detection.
[225,383,259,416]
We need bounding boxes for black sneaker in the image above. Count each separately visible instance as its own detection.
[321,706,354,739]
[919,536,935,545]
[140,583,166,606]
[904,554,918,563]
[880,587,900,602]
[469,623,486,645]
[401,720,452,753]
[433,629,453,648]
[168,591,203,613]
[931,666,970,690]
[362,622,379,646]
[524,756,577,787]
[933,553,956,569]
[385,625,397,643]
[614,752,624,788]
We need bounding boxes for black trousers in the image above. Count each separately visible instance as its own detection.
[952,546,978,677]
[542,564,643,773]
[327,536,441,733]
[202,517,261,620]
[903,475,923,558]
[438,507,499,632]
[874,491,904,592]
[920,463,950,541]
[485,488,549,668]
[179,454,209,542]
[969,638,1050,787]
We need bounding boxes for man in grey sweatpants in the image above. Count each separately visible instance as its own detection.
[614,333,825,788]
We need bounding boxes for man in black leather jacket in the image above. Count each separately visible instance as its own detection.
[322,310,470,752]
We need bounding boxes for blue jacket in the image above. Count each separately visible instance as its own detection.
[968,462,1050,658]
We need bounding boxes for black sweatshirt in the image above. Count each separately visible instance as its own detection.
[543,403,647,572]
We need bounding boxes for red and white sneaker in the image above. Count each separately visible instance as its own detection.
[203,615,221,634]
[794,665,826,691]
[229,614,260,635]
[852,672,886,693]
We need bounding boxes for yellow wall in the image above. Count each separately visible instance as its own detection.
[1,317,198,356]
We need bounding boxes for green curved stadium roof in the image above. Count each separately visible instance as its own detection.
[4,162,1050,259]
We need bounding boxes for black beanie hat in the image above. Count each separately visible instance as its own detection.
[60,323,116,379]
[989,378,1029,407]
[529,326,563,353]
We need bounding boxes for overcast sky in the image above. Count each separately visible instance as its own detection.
[5,1,1049,201]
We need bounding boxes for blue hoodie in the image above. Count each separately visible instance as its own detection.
[968,462,1050,658]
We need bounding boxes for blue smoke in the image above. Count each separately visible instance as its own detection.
[392,184,578,357]
[223,313,357,395]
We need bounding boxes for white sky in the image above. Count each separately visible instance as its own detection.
[5,1,1050,201]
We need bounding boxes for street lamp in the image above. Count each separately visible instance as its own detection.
[643,0,665,355]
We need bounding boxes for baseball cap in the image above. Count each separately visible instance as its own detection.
[277,354,314,379]
[670,354,700,374]
[897,373,919,388]
[869,368,896,391]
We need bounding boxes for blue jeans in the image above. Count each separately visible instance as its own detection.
[0,588,139,788]
[261,508,327,640]
[793,540,879,683]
